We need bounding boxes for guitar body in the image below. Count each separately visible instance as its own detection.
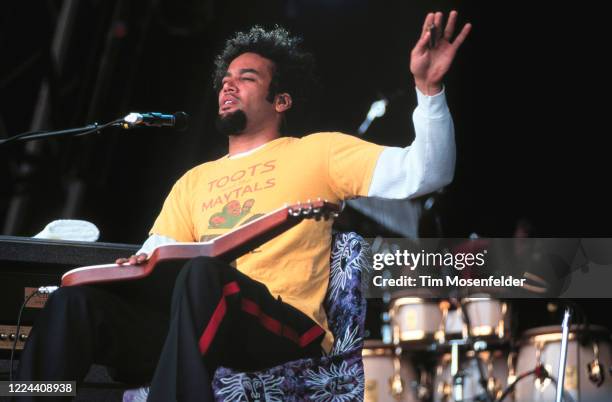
[61,201,338,287]
[61,242,213,287]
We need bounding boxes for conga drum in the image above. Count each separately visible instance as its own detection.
[363,340,420,402]
[515,325,612,402]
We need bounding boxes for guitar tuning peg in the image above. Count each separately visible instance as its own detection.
[289,201,302,217]
[302,199,313,216]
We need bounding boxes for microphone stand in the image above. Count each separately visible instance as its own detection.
[0,119,122,146]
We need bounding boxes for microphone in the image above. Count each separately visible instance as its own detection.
[122,111,189,131]
[357,99,388,136]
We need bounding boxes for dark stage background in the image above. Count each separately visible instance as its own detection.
[1,0,609,242]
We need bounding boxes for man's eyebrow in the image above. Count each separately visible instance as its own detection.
[223,68,261,78]
[239,68,260,75]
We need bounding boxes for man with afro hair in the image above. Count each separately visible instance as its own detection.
[17,11,470,402]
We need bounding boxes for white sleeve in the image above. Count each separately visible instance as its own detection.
[367,87,456,199]
[136,234,178,257]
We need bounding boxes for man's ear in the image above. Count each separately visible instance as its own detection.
[274,93,293,112]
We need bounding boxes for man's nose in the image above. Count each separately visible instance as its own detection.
[222,78,237,93]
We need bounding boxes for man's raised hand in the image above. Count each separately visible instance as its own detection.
[410,10,471,95]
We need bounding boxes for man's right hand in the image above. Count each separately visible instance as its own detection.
[115,253,148,265]
[410,10,471,95]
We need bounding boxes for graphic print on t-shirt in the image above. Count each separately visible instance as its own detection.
[201,204,266,245]
[201,160,276,221]
[202,159,277,239]
[208,198,255,229]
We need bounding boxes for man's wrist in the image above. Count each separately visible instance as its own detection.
[414,79,442,96]
[415,85,448,119]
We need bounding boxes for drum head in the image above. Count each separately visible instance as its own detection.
[389,288,445,301]
[363,340,395,356]
[522,324,610,339]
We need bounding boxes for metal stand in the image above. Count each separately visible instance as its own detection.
[451,341,464,401]
[555,307,572,402]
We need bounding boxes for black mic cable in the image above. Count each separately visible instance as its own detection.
[9,286,59,382]
[0,119,123,146]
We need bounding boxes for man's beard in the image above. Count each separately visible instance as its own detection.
[215,109,247,136]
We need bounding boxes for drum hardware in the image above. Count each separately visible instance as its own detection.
[474,340,488,352]
[381,310,393,345]
[534,362,550,383]
[450,342,464,402]
[439,381,452,402]
[587,341,605,387]
[452,374,465,402]
[485,357,503,398]
[438,300,451,344]
[496,362,551,402]
[435,352,454,402]
[477,350,507,401]
[534,341,545,381]
[434,347,509,402]
[505,352,518,397]
[414,370,431,401]
[455,300,495,402]
[391,345,404,398]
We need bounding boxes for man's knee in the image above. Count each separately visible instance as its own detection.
[183,256,227,280]
[33,286,100,329]
[46,286,91,308]
[45,286,114,316]
[173,256,232,297]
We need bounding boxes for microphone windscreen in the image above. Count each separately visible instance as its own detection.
[173,112,189,131]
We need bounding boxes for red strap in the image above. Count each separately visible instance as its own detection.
[198,281,240,354]
[198,282,324,354]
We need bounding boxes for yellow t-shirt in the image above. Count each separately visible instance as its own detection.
[150,132,384,351]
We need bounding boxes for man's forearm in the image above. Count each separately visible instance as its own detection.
[367,86,455,199]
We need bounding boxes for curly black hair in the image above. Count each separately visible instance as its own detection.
[213,26,316,116]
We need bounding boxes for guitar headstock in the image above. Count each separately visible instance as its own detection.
[286,198,340,220]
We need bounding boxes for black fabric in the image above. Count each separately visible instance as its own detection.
[148,256,324,402]
[16,256,323,402]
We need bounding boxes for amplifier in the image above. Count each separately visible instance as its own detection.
[0,236,138,357]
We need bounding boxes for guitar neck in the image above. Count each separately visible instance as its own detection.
[209,201,338,261]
